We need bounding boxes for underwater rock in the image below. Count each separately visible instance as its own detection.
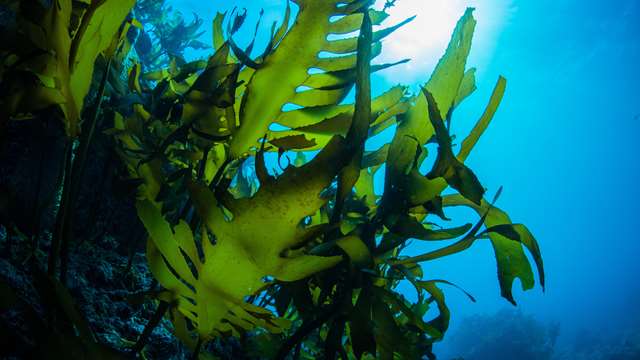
[554,327,640,360]
[0,232,189,359]
[65,236,189,359]
[441,309,559,360]
[0,258,44,357]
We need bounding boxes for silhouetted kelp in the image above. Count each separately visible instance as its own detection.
[0,0,544,359]
[132,0,209,71]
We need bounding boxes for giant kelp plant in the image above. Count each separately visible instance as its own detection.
[0,0,544,359]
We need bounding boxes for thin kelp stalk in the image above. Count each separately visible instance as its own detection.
[132,300,171,354]
[60,57,114,281]
[48,140,74,278]
[124,227,146,274]
[73,56,114,194]
[49,57,113,282]
[30,118,49,255]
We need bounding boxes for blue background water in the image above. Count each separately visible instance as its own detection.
[168,0,640,356]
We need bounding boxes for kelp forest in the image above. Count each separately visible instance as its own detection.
[0,0,544,359]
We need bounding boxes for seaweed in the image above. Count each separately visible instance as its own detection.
[110,2,544,359]
[0,0,544,359]
[131,0,209,71]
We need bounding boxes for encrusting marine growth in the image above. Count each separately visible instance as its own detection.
[0,0,544,359]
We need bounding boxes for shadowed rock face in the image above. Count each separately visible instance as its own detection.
[558,327,640,360]
[440,309,559,360]
[0,234,188,359]
[440,309,640,360]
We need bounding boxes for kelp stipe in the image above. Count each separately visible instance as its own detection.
[108,1,544,359]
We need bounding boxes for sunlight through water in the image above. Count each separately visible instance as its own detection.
[373,0,515,85]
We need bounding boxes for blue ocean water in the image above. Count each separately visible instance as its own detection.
[170,0,640,357]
